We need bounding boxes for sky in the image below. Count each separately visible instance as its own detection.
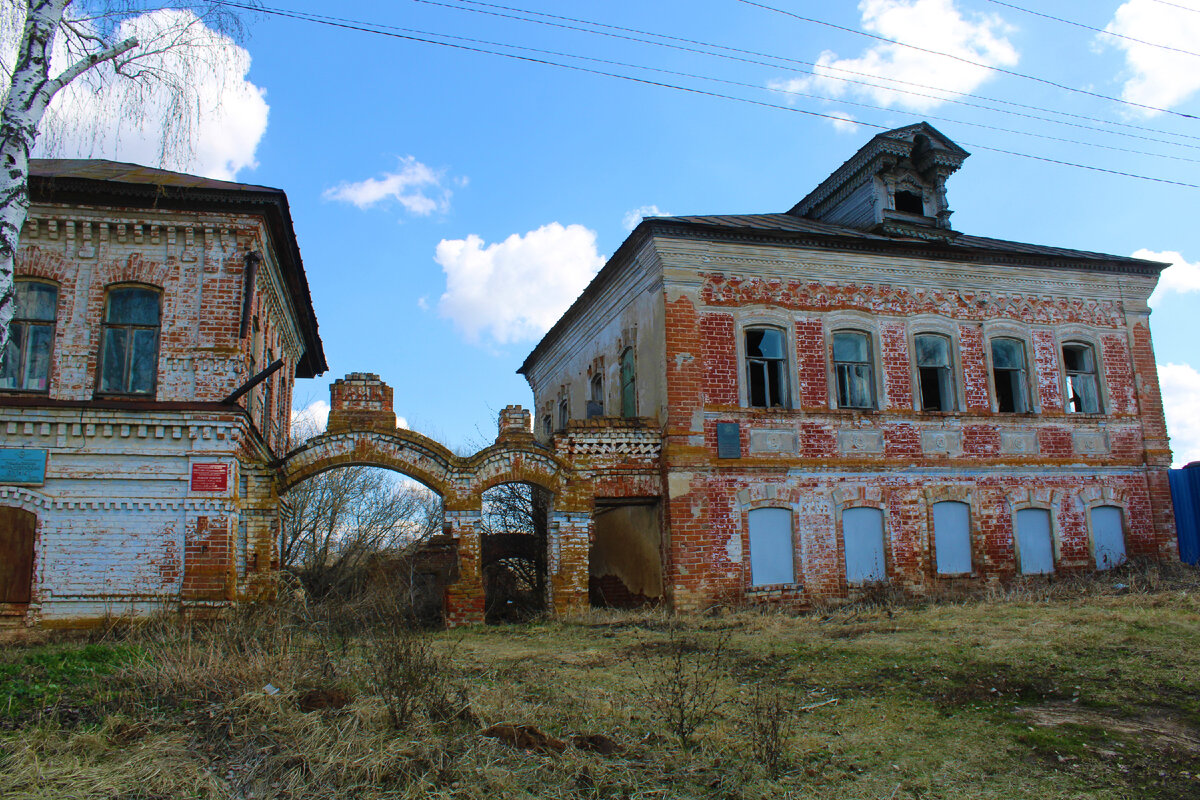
[21,0,1200,465]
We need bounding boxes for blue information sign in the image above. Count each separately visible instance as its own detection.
[0,448,47,485]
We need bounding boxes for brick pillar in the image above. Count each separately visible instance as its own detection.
[548,510,591,615]
[443,508,485,626]
[326,373,397,434]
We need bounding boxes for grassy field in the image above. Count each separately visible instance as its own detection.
[2,563,1199,800]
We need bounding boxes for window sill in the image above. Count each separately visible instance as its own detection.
[746,583,804,595]
[0,389,50,396]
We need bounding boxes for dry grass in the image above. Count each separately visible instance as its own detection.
[1,560,1199,799]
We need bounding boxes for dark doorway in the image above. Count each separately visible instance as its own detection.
[0,506,36,604]
[590,499,662,608]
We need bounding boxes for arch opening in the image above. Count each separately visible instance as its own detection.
[480,480,551,623]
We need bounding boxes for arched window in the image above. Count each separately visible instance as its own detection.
[990,337,1029,413]
[745,327,788,408]
[588,373,604,418]
[0,280,57,392]
[843,507,886,583]
[748,507,794,586]
[914,333,954,411]
[558,396,569,431]
[833,331,875,409]
[1090,505,1126,570]
[1062,342,1101,414]
[98,286,161,395]
[1015,508,1054,574]
[620,347,636,418]
[932,501,972,574]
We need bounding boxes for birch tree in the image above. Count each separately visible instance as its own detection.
[0,0,248,364]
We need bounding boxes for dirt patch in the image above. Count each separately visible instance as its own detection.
[296,687,351,712]
[1018,702,1200,756]
[481,723,567,753]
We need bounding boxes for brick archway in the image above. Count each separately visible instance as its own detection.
[274,374,592,625]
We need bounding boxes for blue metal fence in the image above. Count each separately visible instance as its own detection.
[1169,464,1200,565]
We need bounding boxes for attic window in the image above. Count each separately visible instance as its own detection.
[894,191,924,215]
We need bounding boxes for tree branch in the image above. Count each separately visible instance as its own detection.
[50,34,138,94]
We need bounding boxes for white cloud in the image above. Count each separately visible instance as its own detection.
[416,295,430,311]
[1133,249,1200,307]
[435,223,606,345]
[771,0,1018,117]
[1160,362,1200,468]
[829,111,862,134]
[27,9,268,180]
[1104,1,1200,114]
[622,204,670,231]
[323,156,452,215]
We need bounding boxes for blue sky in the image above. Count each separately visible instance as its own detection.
[30,0,1200,464]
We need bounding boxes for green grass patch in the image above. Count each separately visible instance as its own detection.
[0,643,139,719]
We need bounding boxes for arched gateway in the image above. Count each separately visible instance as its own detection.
[276,374,603,625]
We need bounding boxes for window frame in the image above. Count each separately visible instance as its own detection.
[0,279,59,394]
[557,394,570,431]
[930,500,973,576]
[619,346,637,418]
[988,334,1033,414]
[1087,503,1128,571]
[912,331,958,413]
[839,504,888,585]
[746,506,797,587]
[743,325,790,410]
[95,283,162,398]
[1061,340,1104,415]
[831,328,877,410]
[1012,505,1057,575]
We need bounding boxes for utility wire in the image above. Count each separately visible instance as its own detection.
[978,0,1200,58]
[220,1,1200,189]
[435,0,1200,145]
[1147,0,1200,14]
[734,0,1199,119]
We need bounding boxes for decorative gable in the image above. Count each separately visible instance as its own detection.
[788,122,969,241]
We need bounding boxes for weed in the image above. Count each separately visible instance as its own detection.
[745,681,795,778]
[632,622,730,747]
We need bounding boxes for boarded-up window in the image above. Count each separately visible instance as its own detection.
[1016,508,1054,574]
[843,507,886,583]
[1090,505,1126,570]
[748,507,794,586]
[933,501,972,574]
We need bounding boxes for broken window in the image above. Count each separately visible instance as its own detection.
[990,337,1029,413]
[620,347,636,418]
[747,507,795,586]
[541,415,552,437]
[98,286,160,396]
[894,190,924,215]
[1090,505,1126,570]
[1062,342,1101,414]
[588,373,604,418]
[932,501,972,574]
[915,333,954,411]
[833,331,875,409]
[0,281,57,392]
[1015,508,1054,574]
[745,327,788,408]
[843,506,886,583]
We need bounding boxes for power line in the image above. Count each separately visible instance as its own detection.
[978,0,1200,58]
[1147,0,1200,14]
[219,2,1200,189]
[435,0,1200,145]
[734,0,1199,119]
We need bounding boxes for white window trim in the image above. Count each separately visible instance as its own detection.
[732,310,799,410]
[1055,329,1109,416]
[825,313,885,411]
[983,323,1039,414]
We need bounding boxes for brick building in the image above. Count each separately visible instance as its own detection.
[0,161,325,628]
[520,123,1177,611]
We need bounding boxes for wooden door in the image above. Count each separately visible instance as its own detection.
[0,506,35,604]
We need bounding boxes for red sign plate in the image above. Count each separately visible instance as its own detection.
[191,463,229,492]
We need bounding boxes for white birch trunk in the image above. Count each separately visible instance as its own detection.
[0,0,135,364]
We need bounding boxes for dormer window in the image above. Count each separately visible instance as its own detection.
[894,190,924,215]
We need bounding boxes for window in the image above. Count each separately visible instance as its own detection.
[915,333,954,411]
[833,331,875,409]
[843,507,886,583]
[541,415,552,437]
[1090,505,1126,570]
[1062,343,1100,414]
[558,396,569,430]
[1015,508,1054,574]
[932,501,972,574]
[98,286,160,395]
[991,337,1029,413]
[620,347,636,418]
[0,281,57,392]
[894,190,924,214]
[587,373,604,418]
[745,327,788,408]
[747,507,795,586]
